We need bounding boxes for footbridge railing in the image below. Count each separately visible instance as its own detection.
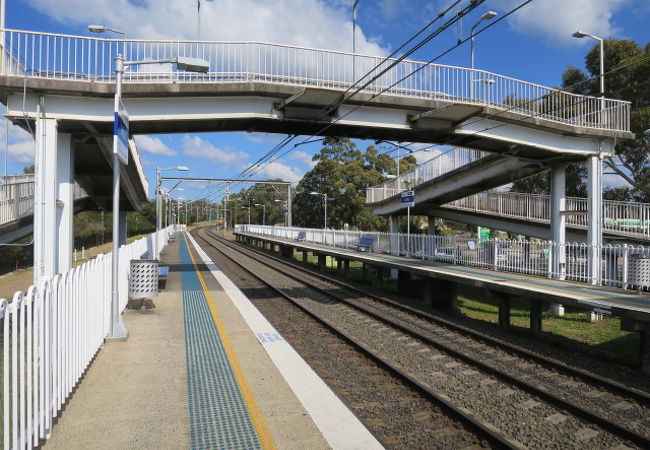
[444,191,650,240]
[236,224,648,290]
[0,224,185,449]
[0,176,89,228]
[366,147,489,204]
[0,29,630,132]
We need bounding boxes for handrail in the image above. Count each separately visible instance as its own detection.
[0,29,630,132]
[444,191,650,240]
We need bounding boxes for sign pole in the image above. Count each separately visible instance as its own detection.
[109,54,128,339]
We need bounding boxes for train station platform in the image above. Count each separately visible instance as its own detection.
[234,231,650,334]
[43,232,382,449]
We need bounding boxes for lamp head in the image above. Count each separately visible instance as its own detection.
[572,31,589,38]
[176,166,189,171]
[88,25,106,33]
[309,191,320,195]
[175,56,210,73]
[481,11,497,20]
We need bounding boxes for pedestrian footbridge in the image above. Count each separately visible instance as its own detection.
[0,28,632,282]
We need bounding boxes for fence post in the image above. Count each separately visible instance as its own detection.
[622,244,629,290]
[493,239,499,271]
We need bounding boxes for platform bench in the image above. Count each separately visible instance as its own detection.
[296,231,307,241]
[356,236,375,252]
[158,265,170,290]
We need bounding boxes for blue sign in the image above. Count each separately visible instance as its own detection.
[113,99,129,164]
[401,190,415,207]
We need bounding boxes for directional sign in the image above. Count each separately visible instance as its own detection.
[401,190,415,207]
[113,99,129,164]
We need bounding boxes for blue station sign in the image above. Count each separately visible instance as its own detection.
[401,190,415,207]
[113,99,129,164]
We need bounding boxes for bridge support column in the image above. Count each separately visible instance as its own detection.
[498,297,511,330]
[34,117,75,284]
[397,270,412,296]
[318,254,327,269]
[280,244,293,258]
[529,300,543,335]
[642,332,650,375]
[118,211,127,247]
[588,155,603,285]
[389,215,399,278]
[343,259,350,275]
[550,165,566,281]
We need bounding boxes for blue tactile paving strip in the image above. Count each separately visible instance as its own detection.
[179,235,265,449]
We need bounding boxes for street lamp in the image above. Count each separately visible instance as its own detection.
[572,30,605,104]
[309,192,328,230]
[241,206,251,225]
[88,24,127,38]
[469,11,497,98]
[352,0,360,81]
[156,166,189,257]
[274,198,289,226]
[108,53,209,340]
[254,203,266,226]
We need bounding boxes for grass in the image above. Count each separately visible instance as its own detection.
[244,235,642,367]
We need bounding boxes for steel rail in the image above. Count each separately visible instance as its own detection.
[203,228,650,448]
[192,227,521,449]
[223,228,650,404]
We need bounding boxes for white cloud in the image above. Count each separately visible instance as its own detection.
[256,161,304,183]
[135,135,176,156]
[493,0,630,44]
[182,135,249,165]
[8,140,35,164]
[603,172,632,189]
[289,150,316,169]
[29,0,387,55]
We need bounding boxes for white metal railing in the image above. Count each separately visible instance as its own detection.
[0,224,185,449]
[236,224,649,290]
[444,191,650,240]
[0,29,630,132]
[366,147,489,204]
[0,177,89,228]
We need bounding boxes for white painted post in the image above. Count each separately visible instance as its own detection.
[118,211,127,247]
[389,215,398,278]
[550,165,566,280]
[56,133,74,272]
[588,155,603,285]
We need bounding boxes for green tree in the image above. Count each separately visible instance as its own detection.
[293,138,395,231]
[562,39,650,198]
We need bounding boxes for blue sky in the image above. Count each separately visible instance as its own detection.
[4,0,649,201]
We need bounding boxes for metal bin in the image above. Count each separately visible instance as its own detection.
[129,259,160,299]
[628,254,650,289]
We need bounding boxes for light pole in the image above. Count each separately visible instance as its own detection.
[254,203,266,226]
[352,0,360,81]
[572,30,605,110]
[106,52,208,339]
[309,192,327,230]
[274,199,288,226]
[241,206,251,225]
[469,11,497,99]
[156,166,188,257]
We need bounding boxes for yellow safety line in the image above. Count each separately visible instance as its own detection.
[184,233,276,450]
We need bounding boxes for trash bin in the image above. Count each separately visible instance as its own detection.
[128,259,159,309]
[628,254,650,289]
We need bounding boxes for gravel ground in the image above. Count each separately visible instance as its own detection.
[191,229,488,449]
[200,229,646,449]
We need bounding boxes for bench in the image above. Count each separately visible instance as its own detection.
[296,231,307,241]
[356,236,375,252]
[158,265,170,290]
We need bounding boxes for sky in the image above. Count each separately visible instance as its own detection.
[3,0,650,201]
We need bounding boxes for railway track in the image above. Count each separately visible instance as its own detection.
[193,227,650,448]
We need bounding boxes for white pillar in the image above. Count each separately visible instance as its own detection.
[56,133,74,272]
[34,117,59,284]
[588,155,603,285]
[550,165,566,280]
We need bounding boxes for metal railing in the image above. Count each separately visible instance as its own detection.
[0,177,89,228]
[0,224,185,449]
[236,224,649,290]
[0,29,630,131]
[366,147,489,204]
[444,191,650,240]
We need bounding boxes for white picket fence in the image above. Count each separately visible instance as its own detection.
[236,224,650,290]
[0,224,184,449]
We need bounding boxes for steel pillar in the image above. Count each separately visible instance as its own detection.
[389,215,399,278]
[34,117,75,284]
[56,132,74,273]
[550,165,566,280]
[588,155,603,284]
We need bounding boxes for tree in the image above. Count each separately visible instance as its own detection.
[293,138,395,231]
[561,39,650,199]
